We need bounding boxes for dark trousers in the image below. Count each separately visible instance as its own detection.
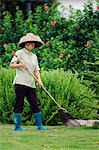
[14,84,40,113]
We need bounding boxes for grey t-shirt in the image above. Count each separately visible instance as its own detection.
[11,48,40,88]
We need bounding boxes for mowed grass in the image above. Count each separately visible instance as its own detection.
[0,124,99,150]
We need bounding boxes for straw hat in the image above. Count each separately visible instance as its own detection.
[19,33,43,48]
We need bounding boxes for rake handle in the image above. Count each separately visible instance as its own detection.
[13,52,62,110]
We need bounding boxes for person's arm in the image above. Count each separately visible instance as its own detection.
[34,70,43,88]
[10,62,26,69]
[10,51,26,69]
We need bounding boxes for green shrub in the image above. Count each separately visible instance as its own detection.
[0,1,98,72]
[0,68,98,125]
[0,68,15,123]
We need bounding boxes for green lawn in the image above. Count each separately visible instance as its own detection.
[0,124,99,150]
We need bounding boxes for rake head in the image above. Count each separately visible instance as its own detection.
[58,108,80,127]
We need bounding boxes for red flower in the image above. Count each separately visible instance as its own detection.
[50,22,56,26]
[67,54,71,58]
[59,53,64,59]
[96,6,99,10]
[85,41,91,46]
[44,6,49,10]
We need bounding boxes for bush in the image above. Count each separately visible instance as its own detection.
[0,68,15,123]
[0,1,98,72]
[0,68,98,125]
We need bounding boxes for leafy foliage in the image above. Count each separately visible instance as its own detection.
[0,0,99,125]
[0,1,98,72]
[0,68,98,125]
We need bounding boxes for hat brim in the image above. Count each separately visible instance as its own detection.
[19,41,43,48]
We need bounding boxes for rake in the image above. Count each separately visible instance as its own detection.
[12,51,80,126]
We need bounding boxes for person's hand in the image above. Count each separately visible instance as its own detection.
[37,80,43,88]
[19,62,27,69]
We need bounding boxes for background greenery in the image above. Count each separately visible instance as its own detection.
[0,68,98,125]
[0,0,99,124]
[0,1,98,71]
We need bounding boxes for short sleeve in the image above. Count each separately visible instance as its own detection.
[10,51,20,63]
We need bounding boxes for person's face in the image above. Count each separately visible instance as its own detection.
[25,42,35,51]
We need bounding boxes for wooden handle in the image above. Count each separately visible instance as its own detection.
[12,51,62,109]
[42,86,62,109]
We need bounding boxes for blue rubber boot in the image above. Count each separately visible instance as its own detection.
[34,112,48,130]
[14,113,24,131]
